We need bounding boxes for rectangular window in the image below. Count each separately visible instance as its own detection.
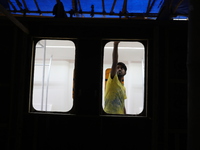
[30,39,75,112]
[102,41,146,115]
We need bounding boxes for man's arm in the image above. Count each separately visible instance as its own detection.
[110,41,120,79]
[124,107,126,114]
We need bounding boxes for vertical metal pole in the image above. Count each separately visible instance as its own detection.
[188,1,200,150]
[110,0,117,13]
[102,0,106,13]
[122,0,127,14]
[41,40,46,111]
[45,55,53,111]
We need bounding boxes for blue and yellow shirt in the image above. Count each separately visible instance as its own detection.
[104,74,127,114]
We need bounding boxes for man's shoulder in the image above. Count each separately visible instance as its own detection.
[108,73,118,81]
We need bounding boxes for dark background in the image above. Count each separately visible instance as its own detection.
[0,17,187,150]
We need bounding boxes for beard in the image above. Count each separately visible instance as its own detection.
[117,72,124,78]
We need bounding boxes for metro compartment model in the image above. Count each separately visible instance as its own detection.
[0,17,188,150]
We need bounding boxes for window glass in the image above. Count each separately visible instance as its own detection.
[103,41,145,115]
[32,40,75,112]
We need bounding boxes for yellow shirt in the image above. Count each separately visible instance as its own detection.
[104,74,127,114]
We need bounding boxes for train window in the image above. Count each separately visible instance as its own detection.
[102,41,145,115]
[31,40,75,112]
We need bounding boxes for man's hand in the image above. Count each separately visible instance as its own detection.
[111,41,120,78]
[114,41,120,46]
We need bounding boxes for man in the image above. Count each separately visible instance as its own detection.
[53,0,67,18]
[104,41,127,114]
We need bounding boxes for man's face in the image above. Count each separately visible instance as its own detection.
[117,65,126,77]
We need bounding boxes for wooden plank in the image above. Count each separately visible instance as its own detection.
[0,4,29,34]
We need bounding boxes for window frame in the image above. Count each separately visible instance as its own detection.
[29,38,77,114]
[101,39,149,117]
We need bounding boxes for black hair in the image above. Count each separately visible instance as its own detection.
[117,62,127,72]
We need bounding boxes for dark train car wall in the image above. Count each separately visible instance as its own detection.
[0,17,187,150]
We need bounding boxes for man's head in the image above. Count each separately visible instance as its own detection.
[117,62,127,77]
